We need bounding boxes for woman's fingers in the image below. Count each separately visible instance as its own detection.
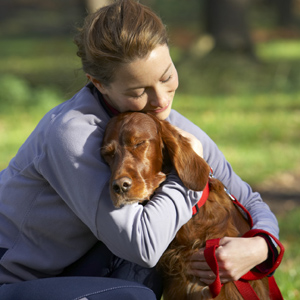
[188,249,216,284]
[187,260,232,285]
[187,237,269,285]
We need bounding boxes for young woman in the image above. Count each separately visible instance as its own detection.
[0,1,280,299]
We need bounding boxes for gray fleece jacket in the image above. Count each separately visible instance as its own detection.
[0,83,279,283]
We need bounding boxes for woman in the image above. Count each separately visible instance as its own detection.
[0,0,280,299]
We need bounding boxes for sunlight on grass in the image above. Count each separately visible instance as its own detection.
[276,208,300,300]
[257,40,300,60]
[0,37,86,92]
[0,107,60,171]
[173,92,300,184]
[0,55,80,73]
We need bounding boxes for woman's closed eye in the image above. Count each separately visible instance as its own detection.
[161,75,172,83]
[127,72,174,99]
[131,90,146,99]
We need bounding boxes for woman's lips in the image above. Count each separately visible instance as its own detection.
[153,100,170,113]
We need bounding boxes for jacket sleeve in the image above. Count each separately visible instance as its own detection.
[167,110,279,240]
[38,110,203,268]
[96,174,203,267]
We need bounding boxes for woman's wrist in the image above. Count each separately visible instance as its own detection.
[254,233,279,274]
[251,236,269,266]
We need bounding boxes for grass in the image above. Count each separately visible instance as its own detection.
[0,37,300,299]
[257,40,300,60]
[0,37,86,92]
[275,208,300,299]
[1,86,299,185]
[0,104,61,170]
[172,92,300,184]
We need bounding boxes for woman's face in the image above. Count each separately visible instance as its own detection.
[92,44,179,120]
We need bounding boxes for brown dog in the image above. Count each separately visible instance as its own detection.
[101,112,272,300]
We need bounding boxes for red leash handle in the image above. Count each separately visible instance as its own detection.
[204,238,260,300]
[203,238,223,298]
[204,234,284,300]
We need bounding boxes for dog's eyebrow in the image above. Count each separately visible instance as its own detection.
[100,143,115,155]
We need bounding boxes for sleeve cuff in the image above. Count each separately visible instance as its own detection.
[255,233,279,275]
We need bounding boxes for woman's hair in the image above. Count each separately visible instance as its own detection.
[74,0,168,86]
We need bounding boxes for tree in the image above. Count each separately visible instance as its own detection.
[85,0,110,13]
[204,0,255,56]
[276,0,294,27]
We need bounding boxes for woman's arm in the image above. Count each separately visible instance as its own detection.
[41,108,204,268]
[187,236,269,284]
[167,110,280,281]
[168,109,279,238]
[96,174,203,267]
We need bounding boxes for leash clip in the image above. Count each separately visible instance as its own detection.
[224,187,236,201]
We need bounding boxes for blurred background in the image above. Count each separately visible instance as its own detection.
[0,0,300,298]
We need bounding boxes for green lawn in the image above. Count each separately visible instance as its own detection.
[1,89,299,186]
[172,92,300,185]
[275,207,300,300]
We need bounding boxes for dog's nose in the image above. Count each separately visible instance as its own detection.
[112,177,132,194]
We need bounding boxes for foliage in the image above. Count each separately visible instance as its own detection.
[0,75,62,169]
[171,40,300,96]
[0,74,62,112]
[143,0,202,27]
[0,37,86,93]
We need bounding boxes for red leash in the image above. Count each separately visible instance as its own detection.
[203,208,284,299]
[204,236,284,299]
[204,237,261,299]
[203,238,223,298]
[193,171,285,299]
[200,178,284,299]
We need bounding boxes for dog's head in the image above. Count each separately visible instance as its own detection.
[101,112,210,207]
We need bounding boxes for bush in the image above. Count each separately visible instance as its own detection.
[0,75,32,107]
[0,75,62,113]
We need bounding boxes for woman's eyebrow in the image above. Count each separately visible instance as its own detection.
[159,62,173,79]
[125,63,173,92]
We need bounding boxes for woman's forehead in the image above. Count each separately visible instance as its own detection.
[112,45,172,88]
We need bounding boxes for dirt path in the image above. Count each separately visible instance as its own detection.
[254,169,300,216]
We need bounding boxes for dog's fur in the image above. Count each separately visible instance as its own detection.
[101,112,270,300]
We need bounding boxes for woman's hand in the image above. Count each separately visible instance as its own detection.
[187,236,269,285]
[174,127,203,158]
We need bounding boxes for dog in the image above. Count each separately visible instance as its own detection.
[101,112,280,300]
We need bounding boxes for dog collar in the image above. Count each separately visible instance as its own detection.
[102,95,120,116]
[192,181,210,216]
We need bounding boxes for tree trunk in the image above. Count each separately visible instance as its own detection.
[205,0,255,56]
[276,0,294,27]
[85,0,110,13]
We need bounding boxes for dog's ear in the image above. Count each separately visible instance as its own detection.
[159,120,210,191]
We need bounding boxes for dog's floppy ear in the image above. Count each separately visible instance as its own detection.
[160,120,210,191]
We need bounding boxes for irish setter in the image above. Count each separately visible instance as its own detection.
[101,112,273,300]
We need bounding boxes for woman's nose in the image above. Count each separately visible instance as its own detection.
[149,88,168,107]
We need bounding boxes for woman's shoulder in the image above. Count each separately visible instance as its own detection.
[168,109,206,137]
[36,85,110,153]
[51,84,110,127]
[167,109,189,128]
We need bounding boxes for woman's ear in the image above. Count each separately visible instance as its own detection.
[86,74,107,94]
[160,120,210,191]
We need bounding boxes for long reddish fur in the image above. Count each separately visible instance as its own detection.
[101,112,270,300]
